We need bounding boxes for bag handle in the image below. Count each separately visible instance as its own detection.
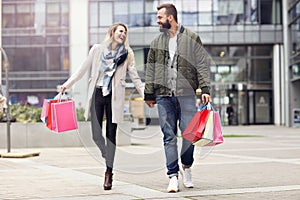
[200,102,217,111]
[54,92,68,102]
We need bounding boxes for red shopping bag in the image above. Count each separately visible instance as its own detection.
[51,100,78,133]
[46,99,65,130]
[182,109,210,142]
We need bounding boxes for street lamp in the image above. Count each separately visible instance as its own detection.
[0,47,11,153]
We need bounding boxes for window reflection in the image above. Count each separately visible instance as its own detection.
[85,0,281,27]
[129,0,144,26]
[2,0,70,73]
[208,45,272,84]
[115,1,129,24]
[99,2,113,26]
[89,2,98,27]
[292,65,300,78]
[198,0,213,25]
[145,0,157,26]
[182,0,197,26]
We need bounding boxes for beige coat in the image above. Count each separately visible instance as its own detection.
[62,44,144,123]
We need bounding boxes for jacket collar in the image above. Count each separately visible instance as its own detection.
[163,24,185,37]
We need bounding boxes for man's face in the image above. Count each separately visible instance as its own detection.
[157,8,171,32]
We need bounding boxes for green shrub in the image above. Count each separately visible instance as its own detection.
[0,104,86,123]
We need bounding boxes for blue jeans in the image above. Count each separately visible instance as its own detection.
[156,96,197,177]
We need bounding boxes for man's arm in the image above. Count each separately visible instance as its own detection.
[194,36,211,104]
[144,42,157,107]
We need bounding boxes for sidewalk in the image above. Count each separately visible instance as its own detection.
[1,125,300,199]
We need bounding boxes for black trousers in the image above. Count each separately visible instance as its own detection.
[91,87,117,171]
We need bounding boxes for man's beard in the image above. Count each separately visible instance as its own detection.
[159,19,171,32]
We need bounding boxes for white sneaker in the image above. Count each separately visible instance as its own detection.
[167,176,179,193]
[180,167,194,188]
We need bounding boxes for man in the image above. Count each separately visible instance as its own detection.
[144,3,211,192]
[226,104,234,125]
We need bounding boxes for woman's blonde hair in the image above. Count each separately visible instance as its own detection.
[103,22,130,50]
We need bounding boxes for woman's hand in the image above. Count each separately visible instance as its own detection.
[60,86,67,93]
[145,100,156,108]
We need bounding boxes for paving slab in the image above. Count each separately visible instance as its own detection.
[0,125,300,199]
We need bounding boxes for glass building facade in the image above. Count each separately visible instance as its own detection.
[1,0,69,104]
[1,0,298,126]
[88,0,283,126]
[289,0,300,127]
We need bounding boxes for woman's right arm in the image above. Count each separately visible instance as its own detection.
[61,45,98,93]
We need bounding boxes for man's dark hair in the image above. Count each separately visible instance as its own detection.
[157,3,178,23]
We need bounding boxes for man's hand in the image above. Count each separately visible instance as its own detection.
[145,100,156,108]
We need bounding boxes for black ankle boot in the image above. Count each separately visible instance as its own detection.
[103,171,113,190]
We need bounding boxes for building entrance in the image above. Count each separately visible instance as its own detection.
[248,90,273,124]
[211,84,273,125]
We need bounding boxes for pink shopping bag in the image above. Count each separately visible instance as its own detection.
[207,111,224,146]
[40,99,50,123]
[51,100,78,133]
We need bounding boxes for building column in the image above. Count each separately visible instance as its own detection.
[273,44,284,125]
[282,0,290,127]
[69,0,89,108]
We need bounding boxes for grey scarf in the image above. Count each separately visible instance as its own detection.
[99,44,128,96]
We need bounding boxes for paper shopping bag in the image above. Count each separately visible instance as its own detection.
[206,111,224,146]
[193,111,214,146]
[182,109,210,142]
[46,99,66,130]
[40,99,50,123]
[51,100,78,133]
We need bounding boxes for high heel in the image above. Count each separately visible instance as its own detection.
[103,171,113,190]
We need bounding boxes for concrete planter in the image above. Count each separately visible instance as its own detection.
[0,121,131,149]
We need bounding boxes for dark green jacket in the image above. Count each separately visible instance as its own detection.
[144,25,210,101]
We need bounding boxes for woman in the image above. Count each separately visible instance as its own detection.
[60,23,144,190]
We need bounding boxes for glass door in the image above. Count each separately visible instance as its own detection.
[211,83,248,126]
[248,90,273,124]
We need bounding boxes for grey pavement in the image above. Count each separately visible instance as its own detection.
[1,125,300,199]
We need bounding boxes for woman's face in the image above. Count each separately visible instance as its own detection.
[112,25,127,45]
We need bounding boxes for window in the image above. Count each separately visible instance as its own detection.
[249,58,272,83]
[16,4,34,27]
[145,0,157,26]
[2,3,35,28]
[99,2,113,26]
[129,0,144,26]
[245,0,258,24]
[260,0,282,24]
[198,0,213,25]
[114,1,129,24]
[46,3,60,27]
[215,0,229,25]
[228,0,244,25]
[2,0,70,73]
[182,0,197,26]
[89,2,98,27]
